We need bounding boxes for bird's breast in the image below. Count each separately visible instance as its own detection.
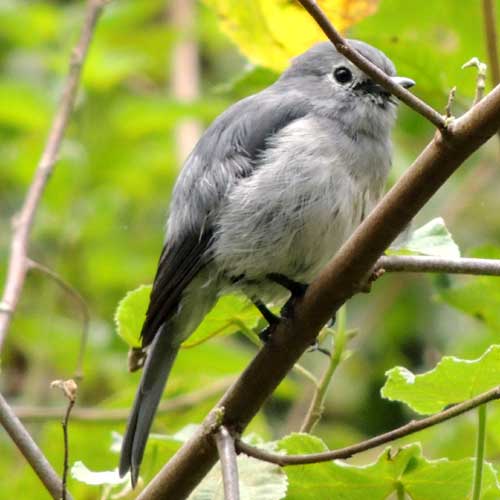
[212,115,391,290]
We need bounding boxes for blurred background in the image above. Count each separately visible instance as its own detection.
[1,0,500,498]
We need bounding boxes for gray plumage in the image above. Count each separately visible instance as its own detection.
[119,39,414,485]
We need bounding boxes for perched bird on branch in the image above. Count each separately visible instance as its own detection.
[119,39,415,485]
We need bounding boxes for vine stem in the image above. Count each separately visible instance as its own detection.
[300,306,346,433]
[472,404,487,500]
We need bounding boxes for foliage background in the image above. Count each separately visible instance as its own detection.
[1,0,500,498]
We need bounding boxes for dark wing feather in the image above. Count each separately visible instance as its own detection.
[140,87,312,347]
[140,232,212,347]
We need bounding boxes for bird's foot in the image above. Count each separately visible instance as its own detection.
[253,299,280,343]
[327,313,336,328]
[307,340,331,357]
[267,273,308,298]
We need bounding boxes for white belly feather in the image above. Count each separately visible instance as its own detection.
[212,116,391,294]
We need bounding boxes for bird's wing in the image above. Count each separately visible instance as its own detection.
[140,89,311,347]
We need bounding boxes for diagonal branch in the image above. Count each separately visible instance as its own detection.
[0,0,107,353]
[214,426,240,500]
[136,76,500,500]
[296,0,446,129]
[0,392,73,500]
[235,386,500,466]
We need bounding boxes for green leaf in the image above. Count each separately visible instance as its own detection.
[114,284,151,348]
[438,276,500,331]
[115,286,261,349]
[183,295,261,348]
[189,455,287,500]
[382,345,500,414]
[277,435,500,500]
[390,217,460,258]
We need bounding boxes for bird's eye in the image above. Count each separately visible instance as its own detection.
[333,66,352,84]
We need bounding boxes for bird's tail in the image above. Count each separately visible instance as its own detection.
[119,327,179,486]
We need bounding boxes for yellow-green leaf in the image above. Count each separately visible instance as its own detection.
[203,0,380,71]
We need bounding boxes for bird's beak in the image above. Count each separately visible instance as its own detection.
[390,76,416,89]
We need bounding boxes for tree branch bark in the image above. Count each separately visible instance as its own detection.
[378,255,500,276]
[136,78,500,500]
[0,0,107,352]
[235,386,500,466]
[0,393,73,500]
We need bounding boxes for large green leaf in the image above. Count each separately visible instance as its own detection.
[382,345,500,414]
[115,285,261,349]
[277,435,500,500]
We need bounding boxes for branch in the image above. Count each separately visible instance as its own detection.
[236,387,500,466]
[214,426,240,500]
[482,0,500,87]
[136,83,500,500]
[51,379,78,500]
[0,0,107,353]
[12,376,234,422]
[0,392,73,500]
[378,255,500,276]
[296,0,446,130]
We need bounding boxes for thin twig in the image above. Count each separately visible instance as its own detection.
[0,392,73,500]
[27,259,89,380]
[296,0,447,130]
[236,386,500,466]
[62,399,75,500]
[378,255,500,276]
[12,376,235,422]
[214,426,240,500]
[300,307,346,433]
[0,0,107,353]
[51,379,78,500]
[472,404,488,500]
[482,0,500,87]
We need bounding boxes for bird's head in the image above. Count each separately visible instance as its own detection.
[280,40,415,138]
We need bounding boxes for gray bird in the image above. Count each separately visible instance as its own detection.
[119,39,415,485]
